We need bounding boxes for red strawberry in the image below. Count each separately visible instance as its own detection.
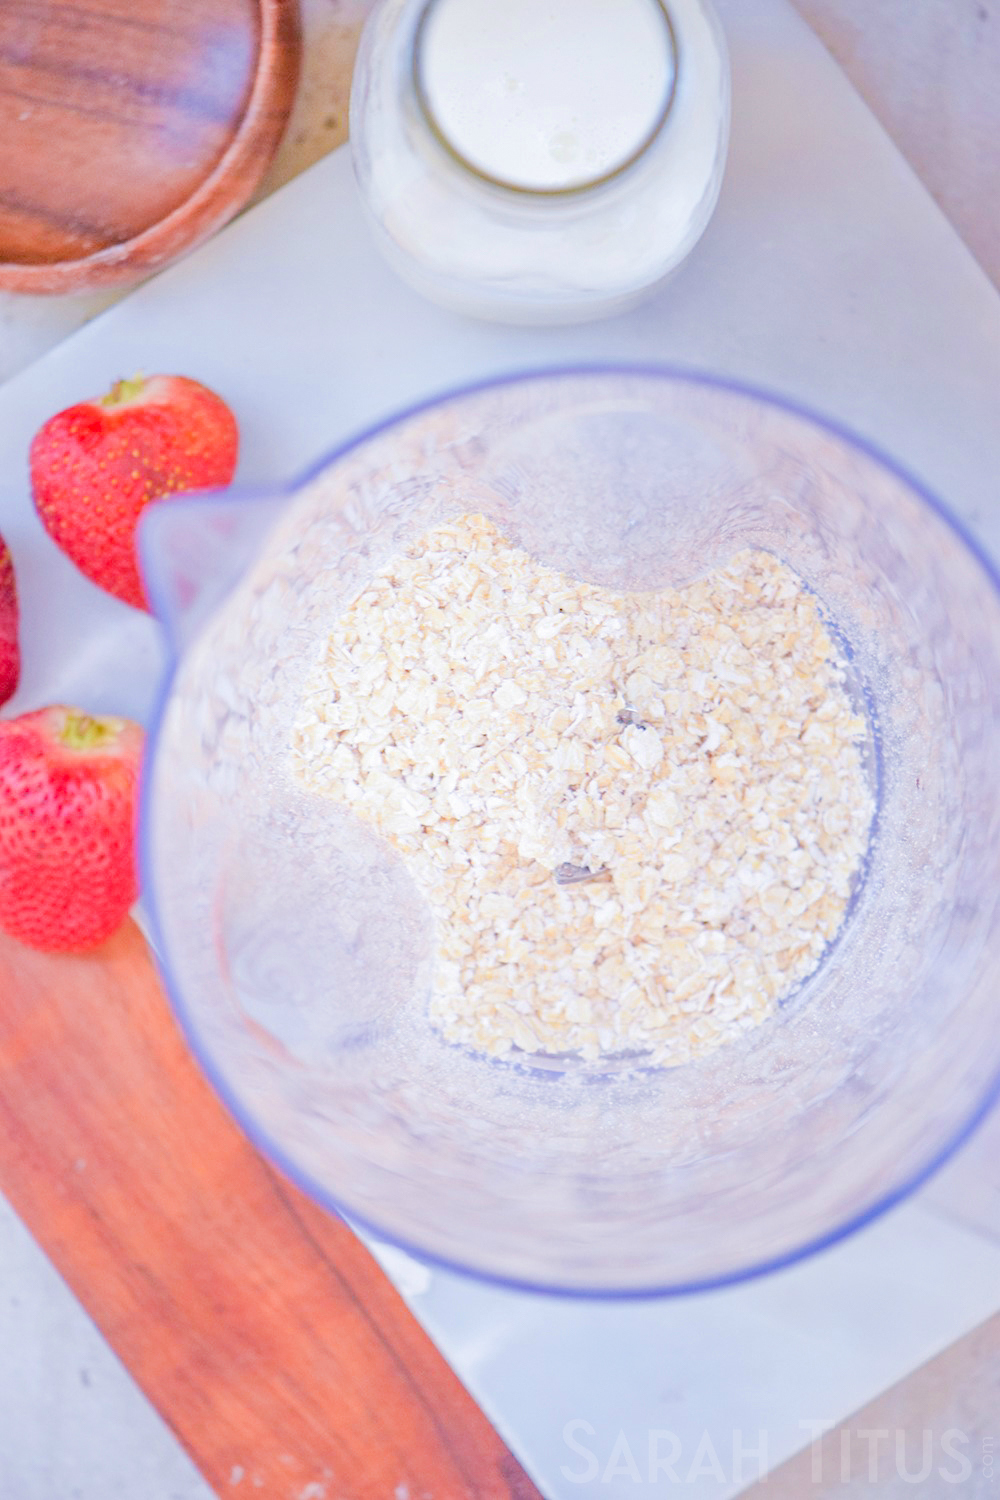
[30,374,238,611]
[0,534,18,706]
[0,706,143,952]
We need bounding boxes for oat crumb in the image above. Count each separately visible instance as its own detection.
[293,513,872,1067]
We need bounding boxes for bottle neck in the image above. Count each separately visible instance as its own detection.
[411,0,679,199]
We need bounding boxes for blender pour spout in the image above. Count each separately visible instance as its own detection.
[139,490,287,653]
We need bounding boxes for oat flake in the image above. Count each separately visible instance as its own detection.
[293,514,873,1067]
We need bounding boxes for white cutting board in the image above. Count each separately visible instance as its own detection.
[1,1,1000,1496]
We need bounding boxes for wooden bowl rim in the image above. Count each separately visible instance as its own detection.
[0,0,301,294]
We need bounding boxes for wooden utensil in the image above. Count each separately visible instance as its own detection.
[0,920,541,1499]
[0,0,301,293]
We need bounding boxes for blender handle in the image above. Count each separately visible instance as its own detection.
[139,489,287,653]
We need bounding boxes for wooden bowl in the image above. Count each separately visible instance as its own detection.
[0,0,301,294]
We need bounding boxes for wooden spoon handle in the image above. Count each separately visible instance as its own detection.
[0,921,541,1499]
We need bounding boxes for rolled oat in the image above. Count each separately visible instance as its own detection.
[293,513,873,1066]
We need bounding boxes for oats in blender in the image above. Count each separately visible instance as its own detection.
[293,513,873,1066]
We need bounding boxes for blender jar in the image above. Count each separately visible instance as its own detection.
[141,368,1000,1296]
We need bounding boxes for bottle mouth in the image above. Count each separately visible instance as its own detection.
[412,0,680,198]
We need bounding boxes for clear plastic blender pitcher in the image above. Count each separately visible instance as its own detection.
[141,368,1000,1296]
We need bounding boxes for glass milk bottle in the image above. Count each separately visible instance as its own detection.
[349,0,731,324]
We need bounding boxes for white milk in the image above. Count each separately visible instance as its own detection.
[350,0,730,323]
[418,0,675,192]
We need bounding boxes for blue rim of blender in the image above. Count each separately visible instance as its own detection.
[140,362,1000,1300]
